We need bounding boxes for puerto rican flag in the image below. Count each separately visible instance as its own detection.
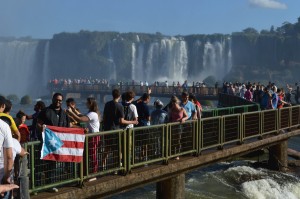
[41,125,85,162]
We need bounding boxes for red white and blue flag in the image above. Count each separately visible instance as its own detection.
[41,125,85,162]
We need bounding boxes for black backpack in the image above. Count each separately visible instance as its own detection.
[122,101,131,121]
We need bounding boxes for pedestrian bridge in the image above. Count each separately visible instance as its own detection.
[48,83,221,100]
[21,94,300,199]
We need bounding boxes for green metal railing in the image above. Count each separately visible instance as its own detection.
[23,105,300,194]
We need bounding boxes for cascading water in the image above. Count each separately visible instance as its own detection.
[131,42,144,81]
[131,43,136,80]
[0,40,39,98]
[145,42,159,81]
[131,37,188,83]
[108,42,117,82]
[160,38,189,82]
[202,39,232,81]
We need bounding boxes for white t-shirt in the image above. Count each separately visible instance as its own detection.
[0,119,13,149]
[86,111,100,133]
[126,103,138,129]
[0,138,21,181]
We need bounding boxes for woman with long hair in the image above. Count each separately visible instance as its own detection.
[168,96,188,160]
[67,97,100,173]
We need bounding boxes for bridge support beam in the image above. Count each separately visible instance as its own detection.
[268,140,288,171]
[156,174,185,199]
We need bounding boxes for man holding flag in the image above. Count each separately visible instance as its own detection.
[37,92,81,192]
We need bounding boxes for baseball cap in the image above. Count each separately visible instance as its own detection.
[154,99,163,107]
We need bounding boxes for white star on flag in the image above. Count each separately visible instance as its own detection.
[48,137,57,147]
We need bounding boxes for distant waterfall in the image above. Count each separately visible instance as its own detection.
[203,40,230,81]
[131,37,188,83]
[131,43,136,80]
[0,40,39,98]
[108,42,117,82]
[160,38,188,82]
[131,42,144,81]
[145,42,159,81]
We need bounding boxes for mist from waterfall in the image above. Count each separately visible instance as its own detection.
[42,41,50,89]
[0,40,39,98]
[202,39,231,81]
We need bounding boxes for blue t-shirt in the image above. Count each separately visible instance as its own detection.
[271,92,278,109]
[181,101,195,120]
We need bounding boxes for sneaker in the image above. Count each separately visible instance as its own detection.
[51,187,58,193]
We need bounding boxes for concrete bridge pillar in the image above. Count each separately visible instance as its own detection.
[156,174,185,199]
[268,140,288,171]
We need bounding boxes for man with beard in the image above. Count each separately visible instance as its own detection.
[37,93,70,192]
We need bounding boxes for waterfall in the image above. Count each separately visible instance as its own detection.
[145,42,159,81]
[131,42,144,81]
[0,40,39,98]
[108,42,117,82]
[202,40,230,81]
[159,38,188,82]
[131,43,136,80]
[131,37,188,83]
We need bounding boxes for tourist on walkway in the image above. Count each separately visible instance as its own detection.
[15,111,30,144]
[151,99,168,125]
[0,100,21,142]
[24,101,45,141]
[37,92,70,192]
[277,88,291,108]
[168,96,188,160]
[0,96,14,195]
[65,98,82,127]
[260,87,272,110]
[134,93,151,162]
[121,91,138,129]
[244,85,253,101]
[103,89,138,169]
[67,97,100,173]
[103,89,138,131]
[270,86,279,109]
[180,92,196,120]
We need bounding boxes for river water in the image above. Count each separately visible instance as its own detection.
[9,99,300,199]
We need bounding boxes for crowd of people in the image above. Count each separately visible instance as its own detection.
[0,87,203,195]
[47,78,209,90]
[222,81,300,109]
[1,80,299,195]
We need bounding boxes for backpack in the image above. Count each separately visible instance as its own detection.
[122,101,131,121]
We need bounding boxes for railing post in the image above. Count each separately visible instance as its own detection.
[18,155,30,199]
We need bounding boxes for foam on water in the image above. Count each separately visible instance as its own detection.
[241,179,300,199]
[221,165,300,199]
